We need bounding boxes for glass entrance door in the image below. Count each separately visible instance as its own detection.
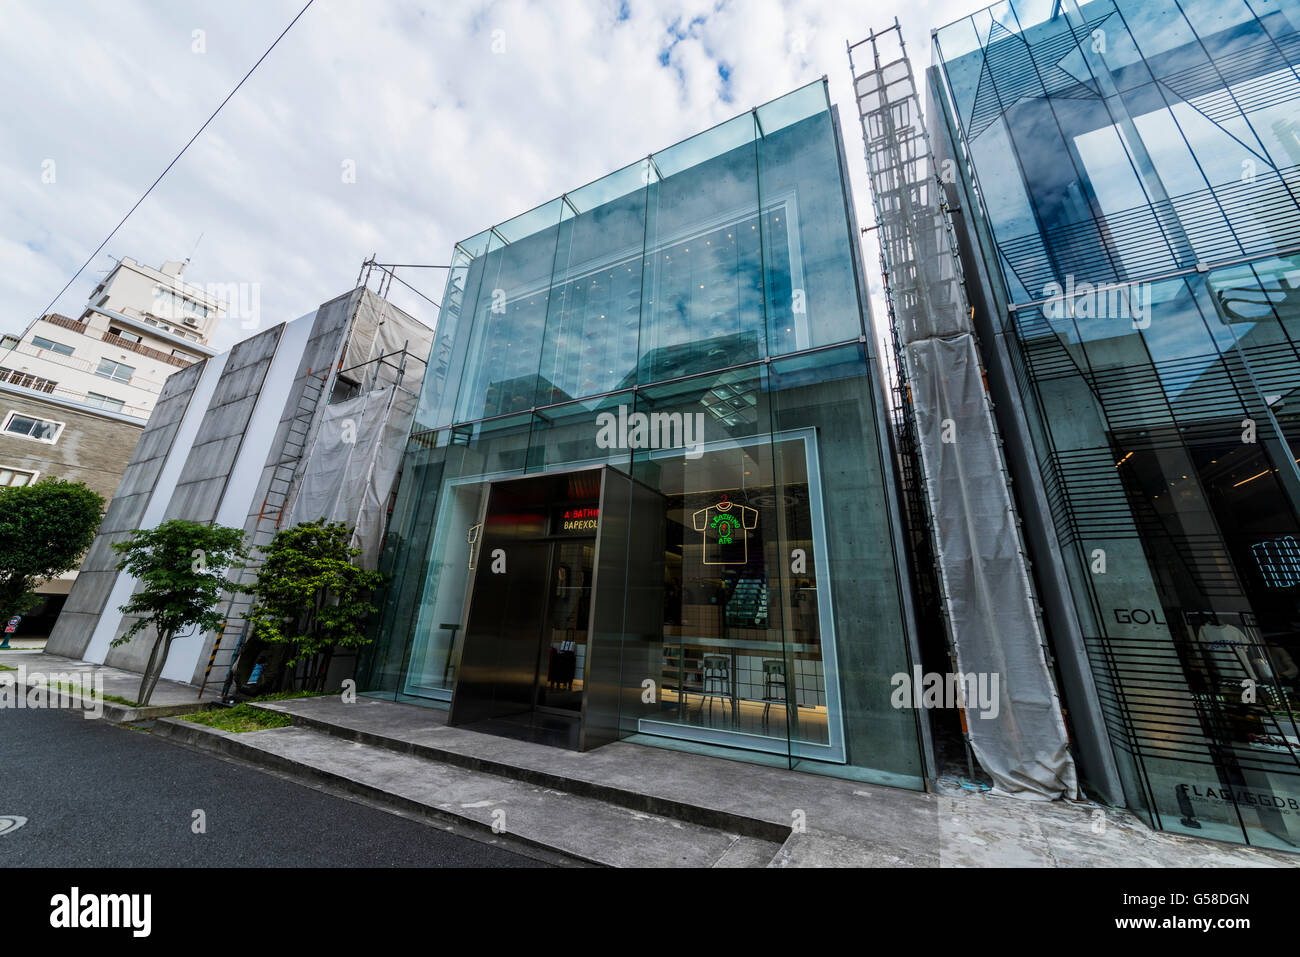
[534,539,594,714]
[447,469,606,748]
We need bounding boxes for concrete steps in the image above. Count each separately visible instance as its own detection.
[153,718,785,867]
[251,698,791,843]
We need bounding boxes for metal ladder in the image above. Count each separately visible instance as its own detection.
[197,367,329,698]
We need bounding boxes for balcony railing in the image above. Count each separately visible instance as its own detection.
[0,372,152,419]
[5,341,168,390]
[38,314,87,333]
[0,366,56,393]
[11,341,95,373]
[36,314,196,370]
[102,333,193,369]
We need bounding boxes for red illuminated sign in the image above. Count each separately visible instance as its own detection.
[558,506,599,533]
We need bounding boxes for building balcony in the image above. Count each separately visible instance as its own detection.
[4,340,168,391]
[0,372,152,420]
[101,333,193,369]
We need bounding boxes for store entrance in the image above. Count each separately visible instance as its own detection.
[449,535,593,748]
[446,466,659,751]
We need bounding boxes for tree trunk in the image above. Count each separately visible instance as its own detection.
[137,631,168,706]
[316,647,335,692]
[139,632,177,706]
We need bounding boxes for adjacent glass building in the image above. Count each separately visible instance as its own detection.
[931,0,1300,847]
[359,81,929,787]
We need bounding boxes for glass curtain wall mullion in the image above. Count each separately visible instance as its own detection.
[827,79,873,345]
[432,242,492,431]
[536,195,568,409]
[937,18,1083,301]
[753,105,773,365]
[753,93,793,768]
[1036,2,1178,284]
[633,158,656,395]
[1061,0,1206,270]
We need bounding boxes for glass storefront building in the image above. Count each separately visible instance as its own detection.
[359,80,930,787]
[931,0,1300,847]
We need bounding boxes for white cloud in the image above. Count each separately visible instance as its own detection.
[1,0,982,352]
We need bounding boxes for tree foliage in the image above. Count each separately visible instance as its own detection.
[111,519,248,705]
[0,478,105,623]
[246,520,385,676]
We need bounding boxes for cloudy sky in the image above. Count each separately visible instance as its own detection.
[2,0,979,353]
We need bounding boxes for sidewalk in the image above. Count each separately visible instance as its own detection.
[154,692,1300,868]
[0,650,214,722]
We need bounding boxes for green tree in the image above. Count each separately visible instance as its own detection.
[111,519,248,705]
[0,478,105,625]
[246,520,385,691]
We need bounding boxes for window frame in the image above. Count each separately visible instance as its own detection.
[2,410,65,444]
[95,358,135,384]
[31,335,74,357]
[85,391,125,413]
[0,465,40,487]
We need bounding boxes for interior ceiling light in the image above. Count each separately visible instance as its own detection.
[1234,469,1273,488]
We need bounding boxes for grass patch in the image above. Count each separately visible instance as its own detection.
[52,681,137,707]
[181,705,292,733]
[0,664,15,672]
[251,689,328,702]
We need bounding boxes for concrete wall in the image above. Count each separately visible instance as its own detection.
[44,362,206,658]
[0,387,144,605]
[0,388,142,502]
[46,286,431,688]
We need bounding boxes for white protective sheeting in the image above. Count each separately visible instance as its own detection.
[341,292,435,393]
[852,28,1076,799]
[286,386,418,567]
[905,336,1078,799]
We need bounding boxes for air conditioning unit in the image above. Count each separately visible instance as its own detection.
[183,316,199,327]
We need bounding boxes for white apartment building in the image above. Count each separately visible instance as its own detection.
[0,257,226,422]
[0,257,229,636]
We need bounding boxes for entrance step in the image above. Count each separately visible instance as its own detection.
[250,695,792,843]
[154,719,784,867]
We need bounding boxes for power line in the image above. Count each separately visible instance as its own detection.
[29,0,317,326]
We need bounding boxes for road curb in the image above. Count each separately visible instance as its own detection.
[151,717,609,866]
[2,673,207,724]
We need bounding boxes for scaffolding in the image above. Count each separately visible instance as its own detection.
[849,22,1078,798]
[198,278,432,699]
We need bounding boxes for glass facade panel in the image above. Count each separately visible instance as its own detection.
[536,184,647,405]
[639,115,765,385]
[757,90,867,354]
[934,0,1300,846]
[453,206,562,423]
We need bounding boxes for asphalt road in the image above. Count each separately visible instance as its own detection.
[0,706,547,867]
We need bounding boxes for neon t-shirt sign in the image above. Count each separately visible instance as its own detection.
[692,493,758,565]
